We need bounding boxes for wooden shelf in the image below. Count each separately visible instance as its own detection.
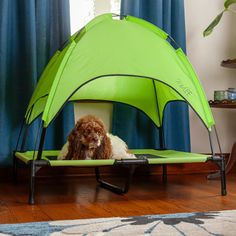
[209,101,236,109]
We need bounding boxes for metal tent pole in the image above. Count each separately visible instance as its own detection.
[152,79,167,183]
[207,128,227,195]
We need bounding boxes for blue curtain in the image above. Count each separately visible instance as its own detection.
[0,0,73,166]
[112,0,190,151]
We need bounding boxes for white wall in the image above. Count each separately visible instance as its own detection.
[185,0,236,153]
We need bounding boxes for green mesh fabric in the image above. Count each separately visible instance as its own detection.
[15,149,209,166]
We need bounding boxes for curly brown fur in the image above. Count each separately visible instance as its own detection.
[65,115,112,160]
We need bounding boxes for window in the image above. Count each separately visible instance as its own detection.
[69,0,121,35]
[69,0,95,34]
[110,0,120,14]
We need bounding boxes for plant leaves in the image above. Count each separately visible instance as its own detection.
[203,11,224,37]
[224,0,236,9]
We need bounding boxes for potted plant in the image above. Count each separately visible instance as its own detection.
[203,0,236,67]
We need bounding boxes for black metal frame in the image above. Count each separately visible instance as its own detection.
[28,160,49,204]
[207,129,226,195]
[12,153,227,204]
[95,166,135,194]
[207,156,227,196]
[12,103,227,204]
[12,95,227,204]
[95,159,148,194]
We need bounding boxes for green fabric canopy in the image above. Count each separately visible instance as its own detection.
[25,13,214,130]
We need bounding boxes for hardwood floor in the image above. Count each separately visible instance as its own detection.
[0,173,236,224]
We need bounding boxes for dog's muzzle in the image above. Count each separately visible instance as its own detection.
[89,139,101,149]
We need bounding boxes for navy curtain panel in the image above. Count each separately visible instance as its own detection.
[0,0,73,166]
[112,0,190,151]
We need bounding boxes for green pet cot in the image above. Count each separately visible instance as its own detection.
[13,14,226,204]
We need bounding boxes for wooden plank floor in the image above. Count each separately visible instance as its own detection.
[0,173,236,224]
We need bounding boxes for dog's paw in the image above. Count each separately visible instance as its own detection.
[57,142,69,160]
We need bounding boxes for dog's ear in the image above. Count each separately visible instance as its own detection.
[65,125,84,160]
[93,135,112,159]
[73,135,85,160]
[65,132,74,160]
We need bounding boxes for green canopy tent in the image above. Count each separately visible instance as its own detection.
[13,14,226,204]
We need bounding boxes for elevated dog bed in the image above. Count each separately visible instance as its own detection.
[13,14,226,204]
[15,149,210,166]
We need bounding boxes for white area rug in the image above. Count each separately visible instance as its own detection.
[0,210,236,235]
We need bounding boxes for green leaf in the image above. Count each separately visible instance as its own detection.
[224,0,236,9]
[203,11,224,37]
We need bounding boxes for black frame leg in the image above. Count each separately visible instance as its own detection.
[95,165,136,194]
[162,164,167,183]
[210,156,227,196]
[220,157,227,196]
[13,152,18,184]
[28,161,36,205]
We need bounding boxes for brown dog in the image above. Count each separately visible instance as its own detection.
[59,115,111,160]
[57,115,136,160]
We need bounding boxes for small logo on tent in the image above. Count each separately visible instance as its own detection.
[176,79,192,96]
